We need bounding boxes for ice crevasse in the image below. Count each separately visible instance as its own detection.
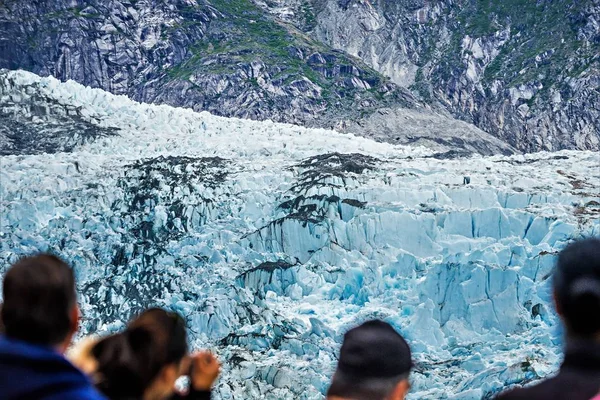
[0,70,599,399]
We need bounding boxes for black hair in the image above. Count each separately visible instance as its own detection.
[1,254,76,346]
[92,308,188,398]
[553,237,600,337]
[328,320,412,399]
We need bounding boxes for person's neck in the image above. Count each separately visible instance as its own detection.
[55,330,76,354]
[143,389,161,400]
[143,382,169,400]
[54,339,71,354]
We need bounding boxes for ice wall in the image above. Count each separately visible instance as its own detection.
[1,70,599,399]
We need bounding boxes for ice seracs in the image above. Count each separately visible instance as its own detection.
[0,70,599,399]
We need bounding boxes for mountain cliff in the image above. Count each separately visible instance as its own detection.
[259,0,600,152]
[1,0,409,125]
[1,0,598,153]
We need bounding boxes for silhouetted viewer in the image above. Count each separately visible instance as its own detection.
[496,237,600,400]
[71,308,219,400]
[0,254,106,399]
[327,320,412,400]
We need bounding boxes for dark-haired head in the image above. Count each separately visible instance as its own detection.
[553,237,600,338]
[1,254,78,350]
[328,320,412,400]
[92,308,188,399]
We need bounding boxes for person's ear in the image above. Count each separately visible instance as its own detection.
[58,305,80,353]
[553,290,563,317]
[389,379,410,400]
[72,305,80,332]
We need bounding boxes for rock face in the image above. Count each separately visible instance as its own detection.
[260,0,600,152]
[0,0,406,122]
[1,1,597,152]
[0,1,421,143]
[0,0,515,155]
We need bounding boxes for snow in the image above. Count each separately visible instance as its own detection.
[1,70,599,399]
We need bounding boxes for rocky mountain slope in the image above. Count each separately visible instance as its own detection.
[1,0,597,153]
[1,0,406,125]
[0,0,516,155]
[259,0,600,152]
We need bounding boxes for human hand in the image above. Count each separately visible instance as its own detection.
[189,351,220,391]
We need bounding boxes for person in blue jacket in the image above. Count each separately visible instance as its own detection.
[0,254,106,400]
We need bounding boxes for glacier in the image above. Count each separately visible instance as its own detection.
[0,70,599,399]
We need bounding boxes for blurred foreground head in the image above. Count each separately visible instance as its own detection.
[92,308,188,400]
[1,254,78,351]
[327,320,412,400]
[553,237,600,338]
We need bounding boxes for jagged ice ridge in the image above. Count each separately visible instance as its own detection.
[0,70,599,399]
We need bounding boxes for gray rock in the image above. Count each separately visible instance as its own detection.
[0,0,521,155]
[259,0,600,152]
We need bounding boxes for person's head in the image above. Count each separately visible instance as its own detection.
[1,254,79,352]
[553,237,600,339]
[327,320,412,400]
[92,308,188,400]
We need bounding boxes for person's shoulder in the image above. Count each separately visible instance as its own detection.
[495,390,523,400]
[494,377,563,400]
[495,386,545,400]
[44,385,107,400]
[78,386,108,400]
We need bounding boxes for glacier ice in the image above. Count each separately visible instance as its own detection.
[0,70,599,399]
